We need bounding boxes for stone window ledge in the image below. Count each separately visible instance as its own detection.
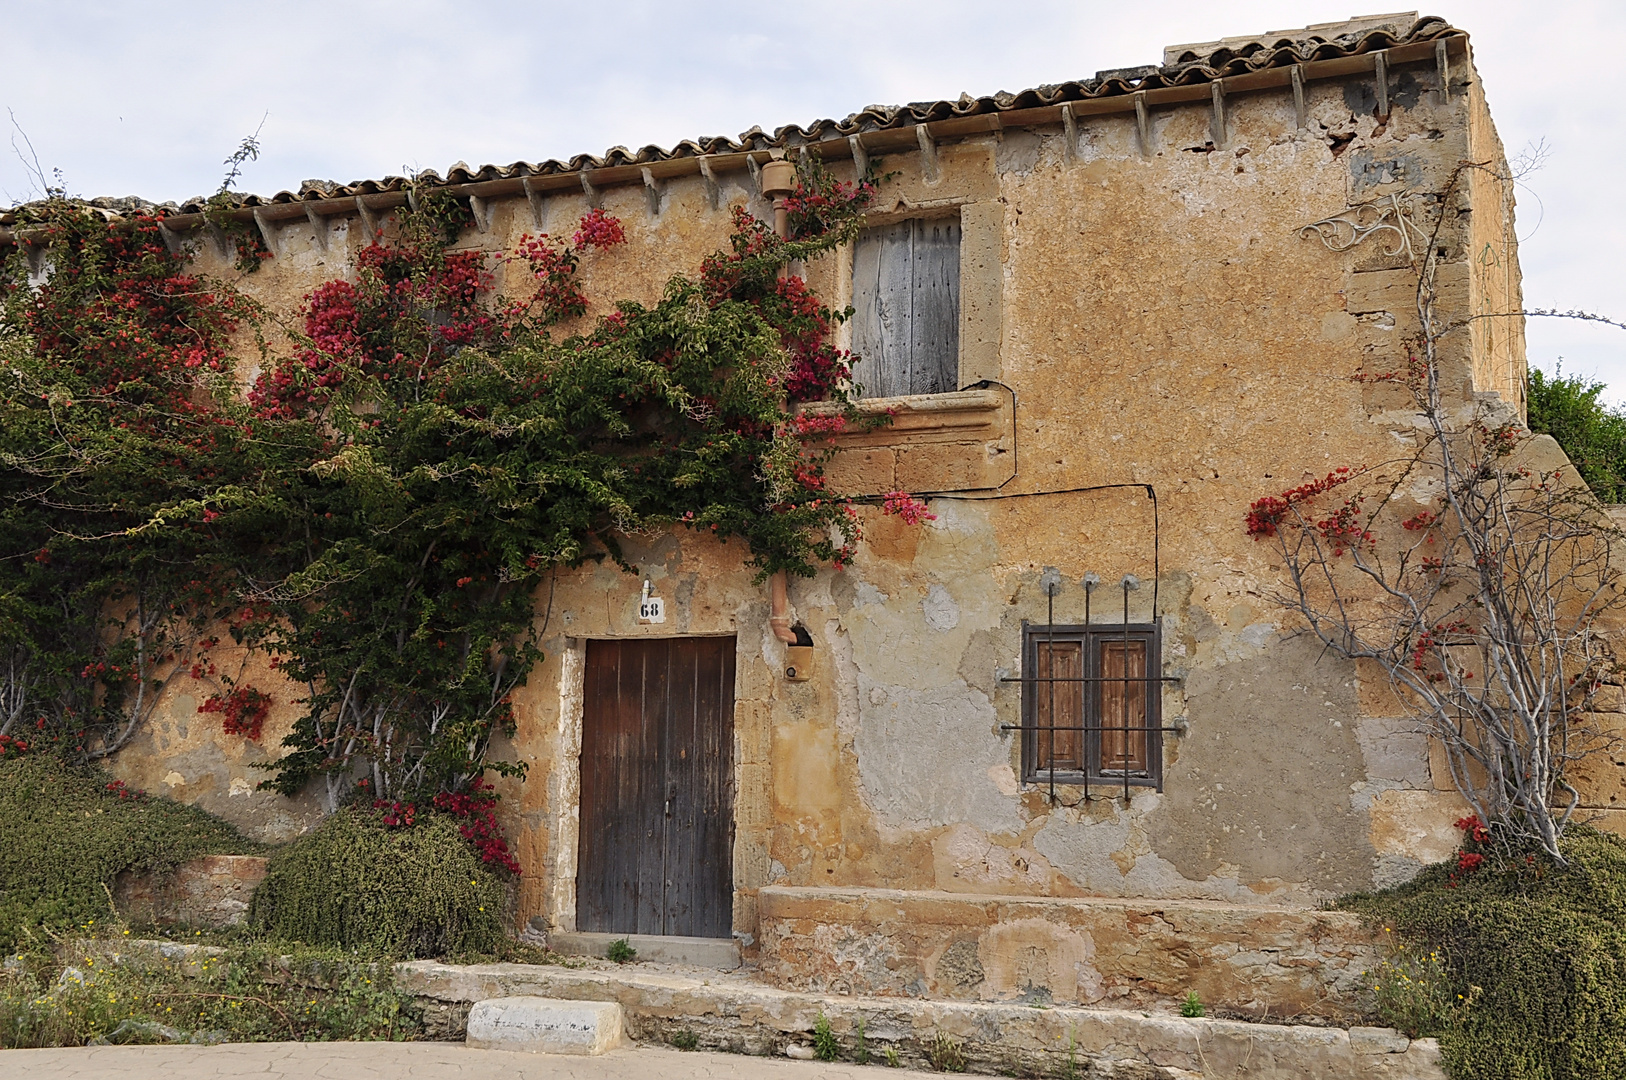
[795,388,1005,446]
[794,389,1011,494]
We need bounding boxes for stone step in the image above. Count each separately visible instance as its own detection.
[757,885,1379,1021]
[548,931,741,970]
[465,995,624,1055]
[400,959,1444,1079]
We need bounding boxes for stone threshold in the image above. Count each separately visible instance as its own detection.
[548,931,741,970]
[398,959,1445,1079]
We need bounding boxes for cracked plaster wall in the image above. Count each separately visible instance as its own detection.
[108,55,1533,932]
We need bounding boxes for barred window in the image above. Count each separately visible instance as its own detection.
[1022,624,1161,788]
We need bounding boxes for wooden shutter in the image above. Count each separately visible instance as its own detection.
[851,218,960,397]
[1033,640,1083,771]
[1097,640,1149,773]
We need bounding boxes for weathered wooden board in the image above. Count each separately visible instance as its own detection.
[851,218,960,397]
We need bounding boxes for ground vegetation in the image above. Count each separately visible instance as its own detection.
[1344,823,1626,1080]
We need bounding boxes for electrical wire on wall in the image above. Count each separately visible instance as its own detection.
[850,378,1162,621]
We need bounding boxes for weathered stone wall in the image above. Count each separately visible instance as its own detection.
[755,885,1380,1021]
[100,48,1527,943]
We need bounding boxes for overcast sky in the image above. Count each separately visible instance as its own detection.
[3,1,1620,398]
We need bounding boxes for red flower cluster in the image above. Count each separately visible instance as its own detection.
[1245,467,1361,539]
[199,686,273,741]
[1444,814,1491,887]
[80,660,138,684]
[0,734,31,759]
[882,491,935,525]
[1455,814,1491,845]
[250,209,564,418]
[572,208,626,249]
[781,166,877,241]
[374,798,417,828]
[792,413,847,437]
[432,777,522,874]
[104,778,144,801]
[15,211,246,406]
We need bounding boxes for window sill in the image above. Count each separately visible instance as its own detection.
[1022,774,1160,790]
[794,389,1011,494]
[797,388,1004,442]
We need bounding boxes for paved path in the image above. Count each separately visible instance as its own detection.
[1,1041,944,1079]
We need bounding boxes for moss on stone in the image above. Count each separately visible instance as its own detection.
[1342,826,1626,1080]
[247,806,507,958]
[0,755,253,950]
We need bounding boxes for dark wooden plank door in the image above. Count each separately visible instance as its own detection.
[577,637,736,938]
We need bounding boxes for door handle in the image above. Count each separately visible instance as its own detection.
[665,798,672,817]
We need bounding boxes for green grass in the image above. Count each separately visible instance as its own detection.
[0,942,418,1048]
[1341,826,1626,1080]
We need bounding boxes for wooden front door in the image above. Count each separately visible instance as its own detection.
[577,637,736,938]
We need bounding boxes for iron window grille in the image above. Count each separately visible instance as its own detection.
[1001,575,1181,802]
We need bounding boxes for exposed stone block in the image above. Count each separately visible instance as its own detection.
[1571,713,1626,809]
[114,855,268,928]
[549,931,741,970]
[809,445,885,493]
[402,959,1445,1079]
[465,996,624,1055]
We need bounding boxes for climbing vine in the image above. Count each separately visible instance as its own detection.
[1,155,891,816]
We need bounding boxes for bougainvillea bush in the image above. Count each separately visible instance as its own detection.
[0,204,279,761]
[0,156,892,838]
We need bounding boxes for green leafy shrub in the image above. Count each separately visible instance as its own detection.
[1179,990,1204,1018]
[1342,826,1626,1080]
[247,806,507,957]
[605,937,636,964]
[1527,367,1626,503]
[0,755,251,950]
[928,1030,967,1072]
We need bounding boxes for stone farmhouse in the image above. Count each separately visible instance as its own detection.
[8,10,1614,1032]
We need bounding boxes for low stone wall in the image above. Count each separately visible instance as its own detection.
[757,886,1382,1022]
[399,960,1443,1079]
[114,855,269,928]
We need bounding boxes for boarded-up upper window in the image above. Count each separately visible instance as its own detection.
[850,218,961,398]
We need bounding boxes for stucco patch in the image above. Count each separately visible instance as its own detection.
[1146,634,1378,898]
[977,918,1102,1005]
[854,673,1019,835]
[931,823,1050,893]
[922,584,961,632]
